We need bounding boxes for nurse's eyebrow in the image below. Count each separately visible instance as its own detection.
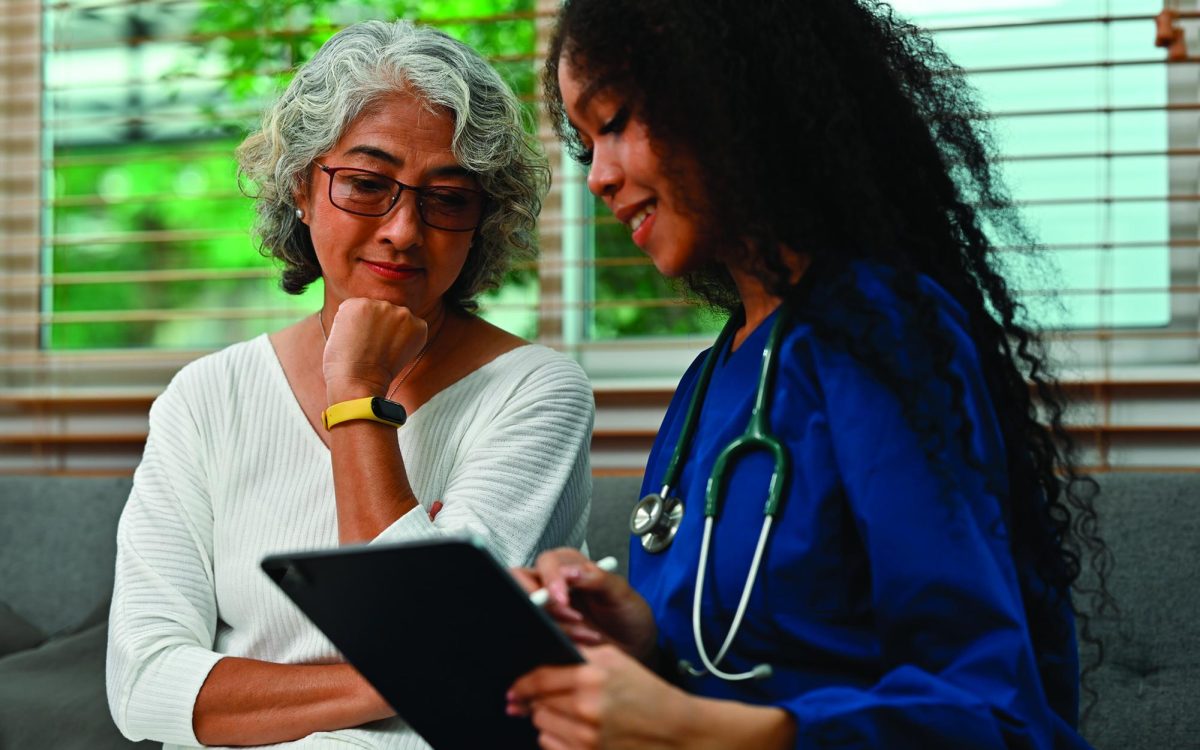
[562,87,607,144]
[574,78,607,115]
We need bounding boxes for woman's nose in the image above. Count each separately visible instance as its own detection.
[378,191,426,246]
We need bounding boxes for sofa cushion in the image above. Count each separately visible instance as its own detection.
[0,620,153,749]
[0,600,46,657]
[1081,473,1200,748]
[587,475,643,573]
[0,475,133,636]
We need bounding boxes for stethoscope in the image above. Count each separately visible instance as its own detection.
[629,299,794,683]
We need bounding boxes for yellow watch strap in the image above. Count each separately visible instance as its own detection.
[321,397,405,430]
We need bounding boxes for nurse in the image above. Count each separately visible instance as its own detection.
[507,1,1113,748]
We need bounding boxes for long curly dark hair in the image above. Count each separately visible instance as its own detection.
[544,0,1115,725]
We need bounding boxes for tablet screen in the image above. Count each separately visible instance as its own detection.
[262,537,582,749]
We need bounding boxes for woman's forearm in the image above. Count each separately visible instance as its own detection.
[327,415,420,543]
[192,657,393,746]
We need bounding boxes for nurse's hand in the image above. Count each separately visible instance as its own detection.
[506,644,690,750]
[512,549,657,663]
[507,647,798,750]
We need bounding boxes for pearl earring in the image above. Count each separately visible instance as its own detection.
[295,208,304,220]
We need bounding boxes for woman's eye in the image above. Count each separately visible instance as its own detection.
[347,177,390,193]
[425,189,468,208]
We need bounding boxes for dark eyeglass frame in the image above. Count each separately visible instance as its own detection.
[316,163,486,232]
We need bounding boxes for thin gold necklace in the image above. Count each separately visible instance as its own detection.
[316,309,446,400]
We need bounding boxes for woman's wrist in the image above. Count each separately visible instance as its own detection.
[323,366,394,404]
[673,693,797,750]
[193,660,396,746]
[344,663,394,723]
[325,379,388,405]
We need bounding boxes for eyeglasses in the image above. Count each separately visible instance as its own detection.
[316,164,486,232]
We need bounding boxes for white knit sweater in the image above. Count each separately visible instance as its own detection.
[106,336,594,749]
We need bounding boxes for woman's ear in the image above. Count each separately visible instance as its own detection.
[292,190,309,225]
[292,171,312,225]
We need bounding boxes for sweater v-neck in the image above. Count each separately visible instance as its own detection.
[258,334,533,455]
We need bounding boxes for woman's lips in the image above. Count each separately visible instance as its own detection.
[362,260,422,281]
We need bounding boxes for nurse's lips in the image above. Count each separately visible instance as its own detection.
[613,199,655,228]
[362,260,422,280]
[614,199,658,249]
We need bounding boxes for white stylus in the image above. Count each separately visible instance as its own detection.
[528,555,619,608]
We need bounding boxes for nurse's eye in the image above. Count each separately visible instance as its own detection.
[574,144,594,166]
[568,127,594,166]
[598,106,629,136]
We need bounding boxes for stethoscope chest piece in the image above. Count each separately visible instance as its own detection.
[630,492,684,553]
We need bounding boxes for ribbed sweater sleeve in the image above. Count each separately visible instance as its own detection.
[373,348,594,566]
[106,368,223,746]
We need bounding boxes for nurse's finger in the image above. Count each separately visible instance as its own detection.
[537,732,575,750]
[508,663,587,703]
[559,623,606,645]
[530,548,594,606]
[512,567,586,625]
[530,703,599,750]
[510,566,543,593]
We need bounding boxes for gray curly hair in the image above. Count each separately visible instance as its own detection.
[236,20,549,310]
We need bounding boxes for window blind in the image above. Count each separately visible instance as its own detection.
[583,1,1200,473]
[2,0,1198,475]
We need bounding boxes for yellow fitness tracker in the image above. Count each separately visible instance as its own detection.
[321,397,408,430]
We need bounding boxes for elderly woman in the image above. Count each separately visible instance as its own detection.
[106,20,593,750]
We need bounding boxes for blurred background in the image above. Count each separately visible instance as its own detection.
[2,0,1198,475]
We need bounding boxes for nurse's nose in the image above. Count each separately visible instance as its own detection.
[586,142,622,199]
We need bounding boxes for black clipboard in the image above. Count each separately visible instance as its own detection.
[261,537,582,749]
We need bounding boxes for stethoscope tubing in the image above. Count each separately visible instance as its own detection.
[634,299,797,682]
[685,514,776,681]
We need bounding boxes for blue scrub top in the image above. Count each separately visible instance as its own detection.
[631,265,1091,749]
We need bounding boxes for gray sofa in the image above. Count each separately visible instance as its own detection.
[0,473,1195,749]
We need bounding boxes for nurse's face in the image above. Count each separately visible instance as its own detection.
[558,57,704,278]
[294,92,482,318]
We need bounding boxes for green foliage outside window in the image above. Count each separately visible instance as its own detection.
[590,202,721,339]
[50,137,302,350]
[44,0,1178,353]
[48,0,542,350]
